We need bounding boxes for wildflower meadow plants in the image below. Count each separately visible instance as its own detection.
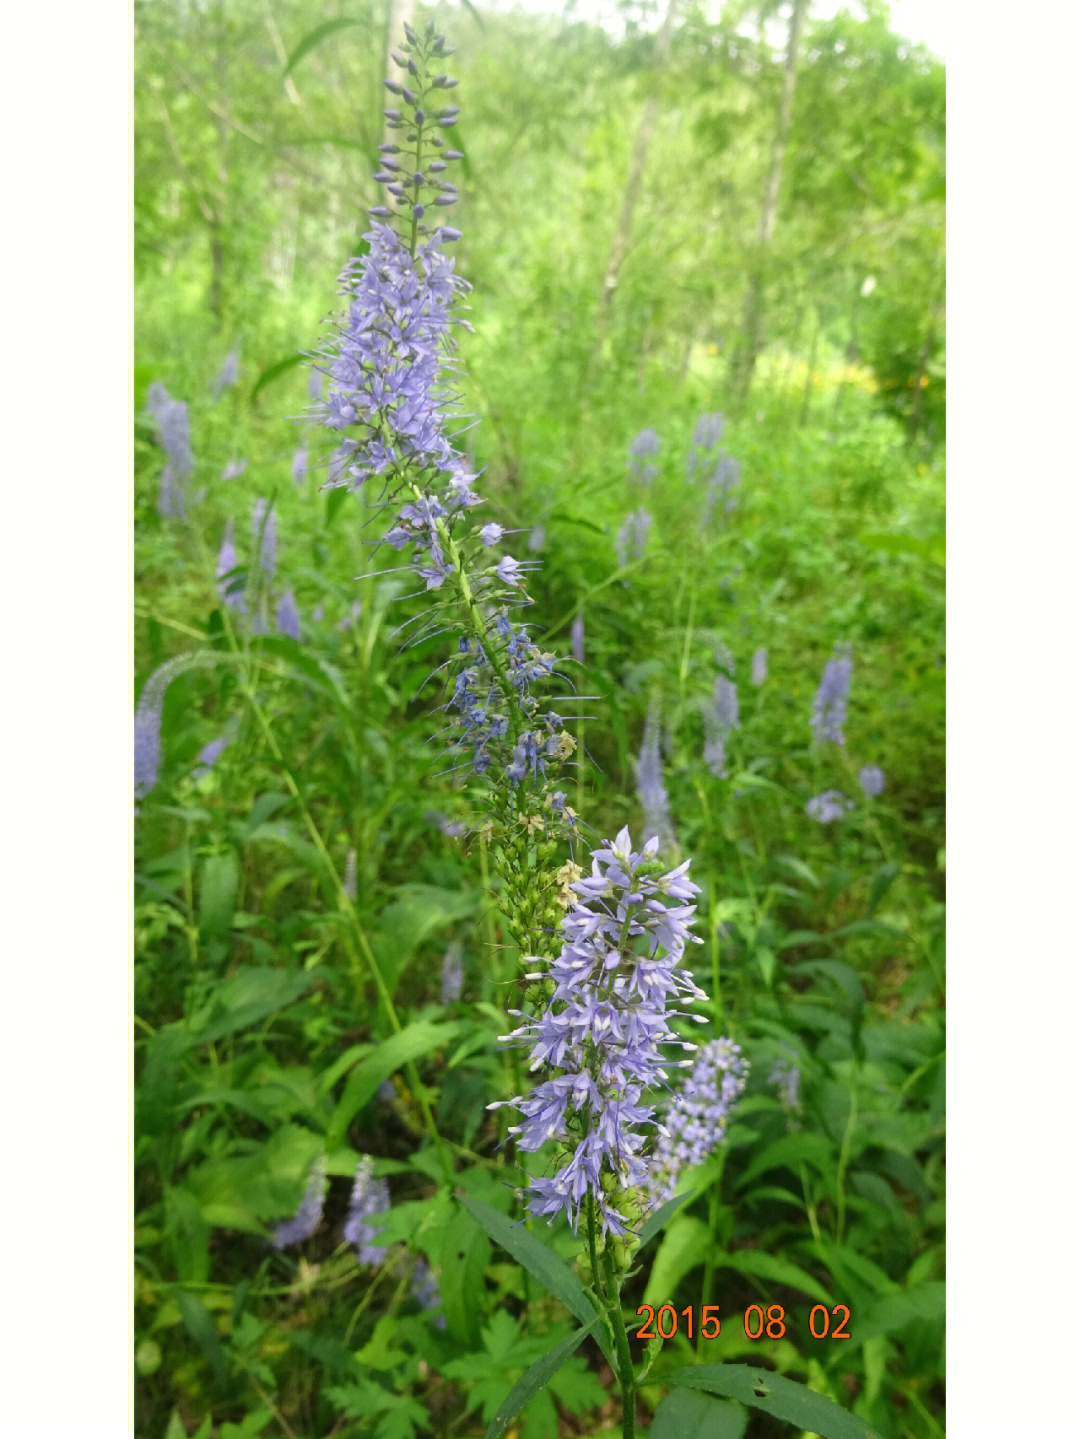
[269,24,902,1437]
[135,15,944,1439]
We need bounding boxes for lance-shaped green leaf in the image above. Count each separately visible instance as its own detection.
[284,18,365,76]
[484,1312,605,1439]
[670,1364,884,1439]
[327,1020,460,1145]
[459,1194,615,1367]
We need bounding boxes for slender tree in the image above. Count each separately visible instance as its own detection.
[597,0,679,319]
[730,0,809,402]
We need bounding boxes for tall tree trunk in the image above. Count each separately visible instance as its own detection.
[597,0,678,319]
[730,0,809,404]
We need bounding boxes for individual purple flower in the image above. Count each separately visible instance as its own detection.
[635,709,674,848]
[648,1037,747,1203]
[751,647,768,686]
[479,522,505,547]
[440,939,464,1003]
[806,790,853,824]
[858,764,885,797]
[292,448,308,485]
[271,1159,327,1248]
[216,521,246,613]
[252,498,277,581]
[616,509,652,568]
[491,828,708,1238]
[344,1157,391,1263]
[222,458,248,481]
[212,349,239,398]
[496,554,523,586]
[570,613,585,666]
[811,648,852,745]
[703,674,739,778]
[629,428,660,483]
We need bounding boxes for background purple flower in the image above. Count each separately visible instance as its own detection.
[277,590,302,640]
[811,648,852,745]
[212,349,239,398]
[271,1160,326,1248]
[636,708,674,848]
[751,647,768,686]
[570,613,585,666]
[629,427,660,483]
[649,1036,747,1202]
[859,764,885,796]
[344,1157,391,1263]
[252,499,277,581]
[616,509,652,568]
[440,940,464,1003]
[806,790,853,823]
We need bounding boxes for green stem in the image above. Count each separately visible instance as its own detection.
[602,1246,636,1439]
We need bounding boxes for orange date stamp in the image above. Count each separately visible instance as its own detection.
[634,1303,851,1342]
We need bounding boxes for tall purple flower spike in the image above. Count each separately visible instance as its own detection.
[491,827,708,1239]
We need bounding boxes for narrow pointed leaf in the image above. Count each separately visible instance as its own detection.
[284,18,365,76]
[483,1312,605,1439]
[459,1194,614,1366]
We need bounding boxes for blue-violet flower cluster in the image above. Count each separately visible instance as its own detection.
[648,1037,747,1202]
[492,829,708,1238]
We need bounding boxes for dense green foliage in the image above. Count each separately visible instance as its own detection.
[135,2,944,1435]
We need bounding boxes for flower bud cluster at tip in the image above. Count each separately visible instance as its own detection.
[375,22,464,241]
[647,1037,747,1205]
[489,827,709,1240]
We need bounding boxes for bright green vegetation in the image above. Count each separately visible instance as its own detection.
[135,2,944,1436]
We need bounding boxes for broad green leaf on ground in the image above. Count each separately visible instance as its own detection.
[670,1364,884,1439]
